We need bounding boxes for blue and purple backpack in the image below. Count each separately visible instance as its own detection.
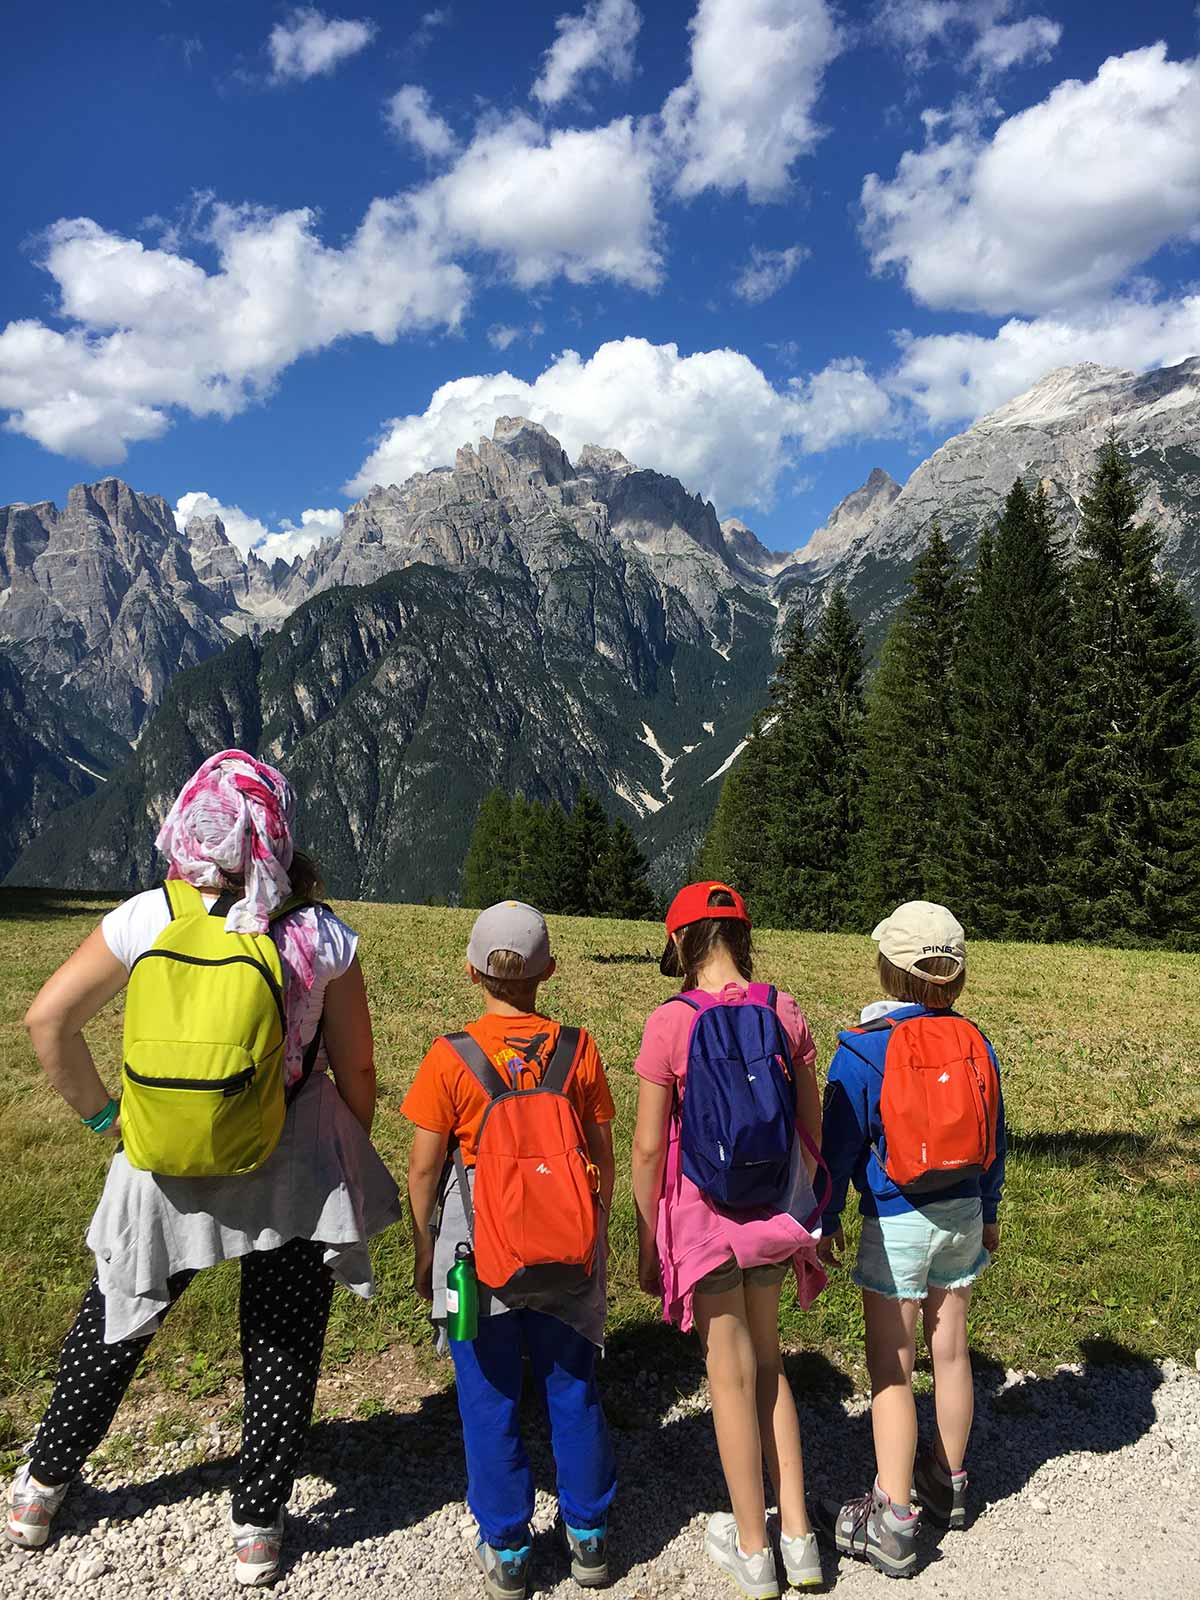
[670,983,803,1213]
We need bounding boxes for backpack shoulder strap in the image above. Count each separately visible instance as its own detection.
[745,982,778,1009]
[541,1026,585,1095]
[285,1015,324,1106]
[443,1032,510,1100]
[666,993,701,1011]
[162,878,203,919]
[850,1017,899,1035]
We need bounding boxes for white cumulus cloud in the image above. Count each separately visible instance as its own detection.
[733,244,809,303]
[412,114,661,287]
[875,1,1061,77]
[892,293,1200,427]
[268,7,376,82]
[532,0,641,106]
[662,0,843,201]
[345,337,894,508]
[0,202,469,463]
[862,45,1200,316]
[386,84,458,158]
[175,491,342,563]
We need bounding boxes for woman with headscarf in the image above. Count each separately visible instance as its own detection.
[7,751,401,1587]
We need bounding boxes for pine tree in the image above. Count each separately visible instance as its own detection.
[461,788,520,908]
[950,480,1074,938]
[562,786,611,916]
[589,819,659,919]
[771,587,867,930]
[700,594,815,915]
[857,528,965,918]
[703,589,867,930]
[1062,436,1200,943]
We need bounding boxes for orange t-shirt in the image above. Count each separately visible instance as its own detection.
[401,1011,615,1164]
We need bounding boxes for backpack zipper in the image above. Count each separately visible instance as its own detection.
[129,950,286,1033]
[124,1064,255,1097]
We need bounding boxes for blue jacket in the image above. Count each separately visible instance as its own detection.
[821,1004,1007,1234]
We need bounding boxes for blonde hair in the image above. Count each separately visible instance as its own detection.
[877,952,965,1010]
[476,947,542,1010]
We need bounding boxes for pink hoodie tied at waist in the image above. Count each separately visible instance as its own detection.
[656,1120,827,1334]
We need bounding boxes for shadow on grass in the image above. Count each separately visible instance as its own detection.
[0,887,123,922]
[1009,1128,1198,1170]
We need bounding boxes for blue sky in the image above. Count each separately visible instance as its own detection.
[1,0,1197,560]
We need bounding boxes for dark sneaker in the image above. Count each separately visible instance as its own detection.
[473,1539,531,1600]
[563,1520,609,1587]
[912,1450,968,1530]
[825,1483,918,1580]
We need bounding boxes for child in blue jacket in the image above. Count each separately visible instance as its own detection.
[818,902,1005,1579]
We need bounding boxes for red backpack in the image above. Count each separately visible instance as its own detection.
[854,1012,999,1192]
[445,1027,600,1291]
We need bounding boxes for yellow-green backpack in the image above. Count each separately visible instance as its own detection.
[120,880,319,1178]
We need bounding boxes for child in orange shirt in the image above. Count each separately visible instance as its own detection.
[402,901,616,1600]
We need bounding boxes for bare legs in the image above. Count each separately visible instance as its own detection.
[694,1278,811,1557]
[862,1284,974,1505]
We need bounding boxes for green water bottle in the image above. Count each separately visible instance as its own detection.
[445,1243,479,1342]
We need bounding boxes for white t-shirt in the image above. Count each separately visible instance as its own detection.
[101,888,358,1063]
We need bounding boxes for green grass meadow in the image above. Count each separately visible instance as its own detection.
[1,890,1198,1450]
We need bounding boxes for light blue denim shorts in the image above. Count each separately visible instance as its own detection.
[853,1196,989,1302]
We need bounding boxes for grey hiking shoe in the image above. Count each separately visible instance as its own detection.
[705,1513,781,1599]
[912,1450,968,1530]
[827,1483,918,1579]
[473,1539,531,1600]
[562,1520,609,1587]
[6,1463,70,1550]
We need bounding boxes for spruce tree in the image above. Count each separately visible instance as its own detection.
[461,788,520,908]
[857,528,965,918]
[589,819,659,919]
[563,786,611,915]
[770,587,867,930]
[1063,436,1200,943]
[950,480,1074,938]
[700,594,816,914]
[703,589,867,930]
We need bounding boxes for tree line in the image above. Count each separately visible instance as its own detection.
[462,787,659,919]
[701,436,1200,947]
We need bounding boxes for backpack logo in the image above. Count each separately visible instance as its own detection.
[536,1162,552,1175]
[938,1072,951,1084]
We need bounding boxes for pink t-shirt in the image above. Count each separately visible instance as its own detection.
[634,983,826,1331]
[634,983,817,1088]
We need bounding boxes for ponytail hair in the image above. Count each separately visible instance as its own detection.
[663,887,753,990]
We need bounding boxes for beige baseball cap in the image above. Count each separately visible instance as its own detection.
[467,901,552,979]
[872,901,966,982]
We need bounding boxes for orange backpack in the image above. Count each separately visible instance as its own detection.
[856,1013,999,1192]
[445,1027,600,1291]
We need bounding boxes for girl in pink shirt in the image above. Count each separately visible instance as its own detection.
[631,882,826,1597]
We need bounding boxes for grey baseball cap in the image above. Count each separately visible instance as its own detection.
[467,900,552,978]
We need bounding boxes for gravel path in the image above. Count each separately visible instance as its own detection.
[5,1351,1198,1599]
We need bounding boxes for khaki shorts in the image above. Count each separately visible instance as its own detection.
[693,1254,791,1297]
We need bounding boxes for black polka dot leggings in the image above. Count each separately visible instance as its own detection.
[30,1237,334,1526]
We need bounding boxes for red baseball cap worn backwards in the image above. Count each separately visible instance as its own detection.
[660,881,751,975]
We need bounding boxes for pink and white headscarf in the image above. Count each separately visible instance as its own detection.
[156,750,320,1083]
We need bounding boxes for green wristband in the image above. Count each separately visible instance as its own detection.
[82,1098,119,1133]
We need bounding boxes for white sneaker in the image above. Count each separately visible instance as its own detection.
[231,1511,284,1587]
[6,1463,70,1549]
[705,1513,781,1599]
[780,1530,823,1590]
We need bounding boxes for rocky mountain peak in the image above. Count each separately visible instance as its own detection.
[183,512,231,553]
[577,444,634,478]
[66,477,178,545]
[487,415,574,485]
